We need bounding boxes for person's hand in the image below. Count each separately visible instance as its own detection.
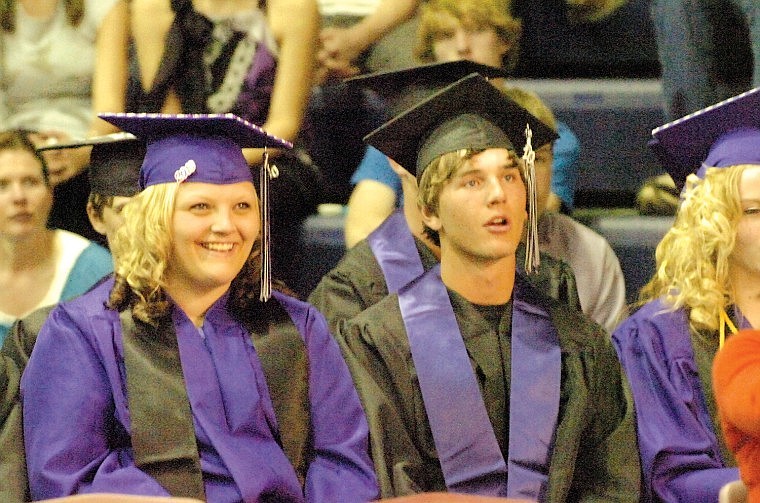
[316,26,365,83]
[565,0,627,23]
[27,130,90,186]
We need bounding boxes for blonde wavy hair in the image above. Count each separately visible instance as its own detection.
[107,183,265,326]
[415,0,522,73]
[639,165,746,333]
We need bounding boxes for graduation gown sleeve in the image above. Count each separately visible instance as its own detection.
[612,299,739,503]
[282,295,380,502]
[22,284,178,498]
[338,294,445,497]
[547,304,640,502]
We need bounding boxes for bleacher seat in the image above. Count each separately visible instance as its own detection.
[584,213,673,303]
[294,212,674,305]
[512,78,666,207]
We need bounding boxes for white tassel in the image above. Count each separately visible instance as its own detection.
[522,124,540,274]
[259,148,279,301]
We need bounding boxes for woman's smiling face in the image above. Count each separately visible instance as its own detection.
[165,181,260,294]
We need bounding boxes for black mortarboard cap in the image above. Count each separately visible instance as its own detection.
[345,60,509,118]
[36,132,144,197]
[650,86,760,190]
[364,73,558,176]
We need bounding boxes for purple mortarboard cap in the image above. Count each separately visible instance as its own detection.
[365,73,558,177]
[36,132,145,197]
[345,60,509,118]
[650,86,760,189]
[697,127,760,177]
[98,113,292,189]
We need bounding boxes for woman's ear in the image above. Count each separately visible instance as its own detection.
[86,201,108,237]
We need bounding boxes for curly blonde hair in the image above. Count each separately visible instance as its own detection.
[107,182,266,326]
[640,165,746,333]
[415,0,522,73]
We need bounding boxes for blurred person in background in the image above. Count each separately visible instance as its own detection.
[0,129,111,346]
[0,0,129,242]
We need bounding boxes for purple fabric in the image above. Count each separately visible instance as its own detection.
[698,127,760,177]
[140,134,252,188]
[233,44,276,126]
[21,280,378,502]
[399,267,558,499]
[612,298,740,503]
[400,266,508,496]
[366,211,424,293]
[173,297,302,501]
[508,278,561,500]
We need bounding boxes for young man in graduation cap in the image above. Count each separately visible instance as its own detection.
[613,86,760,503]
[336,74,640,500]
[20,113,379,502]
[0,132,145,503]
[309,61,580,335]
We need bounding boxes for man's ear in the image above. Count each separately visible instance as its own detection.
[420,204,442,233]
[86,201,108,236]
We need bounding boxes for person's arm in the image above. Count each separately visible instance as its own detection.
[89,0,130,136]
[0,306,56,502]
[301,306,379,502]
[344,147,403,247]
[129,0,174,102]
[565,0,628,23]
[345,180,397,248]
[571,325,641,501]
[318,0,420,76]
[612,311,739,503]
[594,239,628,332]
[242,0,319,165]
[22,305,166,498]
[0,334,26,503]
[550,121,580,212]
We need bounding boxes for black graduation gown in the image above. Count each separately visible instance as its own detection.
[0,305,54,503]
[309,236,580,334]
[337,275,640,501]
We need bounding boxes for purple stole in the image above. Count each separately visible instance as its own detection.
[169,292,306,500]
[367,211,425,293]
[398,267,561,499]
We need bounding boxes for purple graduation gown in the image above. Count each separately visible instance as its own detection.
[21,279,378,502]
[612,298,740,503]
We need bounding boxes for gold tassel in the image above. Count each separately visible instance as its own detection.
[719,308,739,349]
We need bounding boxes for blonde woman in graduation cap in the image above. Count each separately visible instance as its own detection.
[21,113,378,502]
[613,87,760,503]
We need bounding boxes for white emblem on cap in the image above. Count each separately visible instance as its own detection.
[174,160,197,183]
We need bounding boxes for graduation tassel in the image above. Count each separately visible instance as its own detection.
[719,308,739,349]
[522,124,540,274]
[259,147,279,302]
